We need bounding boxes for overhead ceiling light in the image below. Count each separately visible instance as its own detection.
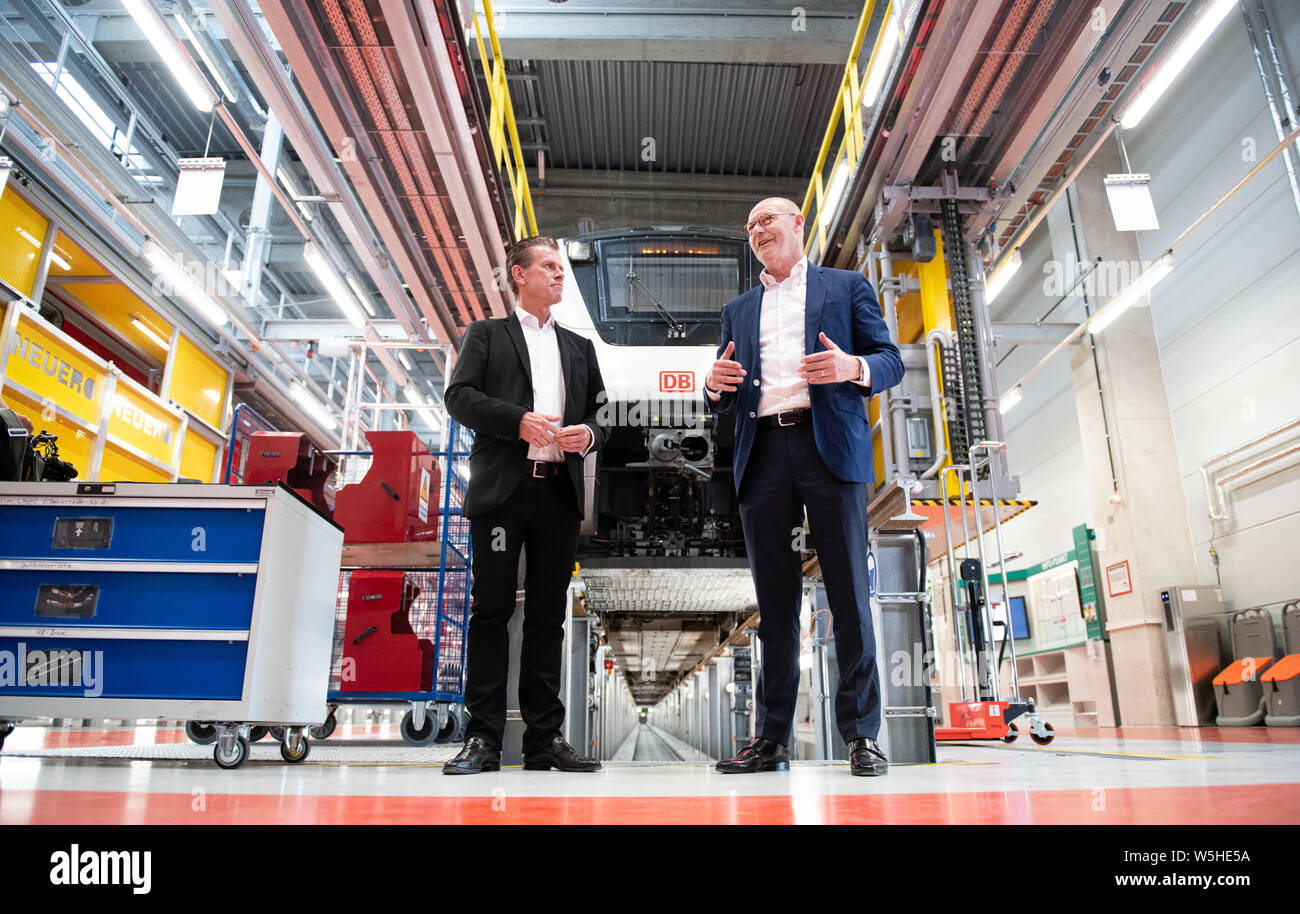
[121,0,217,113]
[396,351,413,371]
[1120,0,1237,130]
[303,241,365,328]
[984,247,1023,304]
[998,384,1023,415]
[343,273,375,317]
[290,381,338,431]
[276,166,314,223]
[818,158,850,229]
[130,315,172,351]
[860,7,901,109]
[1088,253,1175,335]
[141,239,228,328]
[174,12,238,104]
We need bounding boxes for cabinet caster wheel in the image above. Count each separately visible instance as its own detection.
[309,711,337,741]
[400,710,437,746]
[1030,722,1056,746]
[214,736,250,770]
[280,733,311,763]
[1002,723,1019,744]
[0,721,12,751]
[185,721,217,745]
[269,727,285,742]
[248,726,271,742]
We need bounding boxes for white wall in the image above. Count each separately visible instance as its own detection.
[991,2,1300,614]
[1128,1,1300,613]
[991,169,1096,570]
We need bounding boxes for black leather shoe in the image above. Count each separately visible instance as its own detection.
[716,738,790,773]
[523,736,601,772]
[442,737,501,775]
[848,737,888,776]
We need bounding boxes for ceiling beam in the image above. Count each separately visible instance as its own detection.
[461,0,867,65]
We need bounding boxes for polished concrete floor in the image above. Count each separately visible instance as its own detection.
[3,719,1299,825]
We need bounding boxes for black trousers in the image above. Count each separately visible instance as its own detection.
[739,422,882,745]
[464,472,580,753]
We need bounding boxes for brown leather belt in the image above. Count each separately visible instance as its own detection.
[524,459,564,478]
[758,408,812,428]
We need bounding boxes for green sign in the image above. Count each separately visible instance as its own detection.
[989,523,1105,641]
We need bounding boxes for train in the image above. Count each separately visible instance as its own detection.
[547,226,760,560]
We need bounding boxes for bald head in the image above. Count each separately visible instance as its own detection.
[746,197,806,277]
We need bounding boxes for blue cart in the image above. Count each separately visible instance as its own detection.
[315,419,473,746]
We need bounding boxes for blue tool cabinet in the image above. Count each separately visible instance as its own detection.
[0,481,344,768]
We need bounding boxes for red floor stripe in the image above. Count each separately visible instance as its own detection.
[4,783,1299,825]
[1055,726,1300,744]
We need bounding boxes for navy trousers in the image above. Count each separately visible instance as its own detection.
[738,421,882,745]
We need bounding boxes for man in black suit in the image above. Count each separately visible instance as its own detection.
[442,236,609,774]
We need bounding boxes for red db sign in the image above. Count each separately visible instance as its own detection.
[659,370,695,392]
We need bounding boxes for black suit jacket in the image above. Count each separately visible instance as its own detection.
[445,312,609,518]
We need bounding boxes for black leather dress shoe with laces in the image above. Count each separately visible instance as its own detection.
[523,736,601,772]
[442,737,501,775]
[715,738,790,773]
[848,737,888,776]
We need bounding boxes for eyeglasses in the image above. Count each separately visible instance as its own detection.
[743,212,800,235]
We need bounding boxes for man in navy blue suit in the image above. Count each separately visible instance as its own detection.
[704,197,903,776]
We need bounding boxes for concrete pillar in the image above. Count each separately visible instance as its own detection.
[1047,143,1201,726]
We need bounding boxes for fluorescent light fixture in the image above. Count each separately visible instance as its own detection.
[141,239,228,328]
[396,350,413,371]
[1120,0,1237,130]
[121,0,217,113]
[985,247,1023,304]
[404,383,441,429]
[131,315,171,350]
[998,385,1023,415]
[1104,173,1160,231]
[861,7,901,109]
[344,272,376,317]
[172,157,226,216]
[290,381,338,431]
[174,13,238,103]
[0,156,11,196]
[303,242,366,328]
[1088,253,1175,334]
[276,166,314,223]
[818,158,850,229]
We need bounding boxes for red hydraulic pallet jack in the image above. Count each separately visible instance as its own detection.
[934,446,1054,746]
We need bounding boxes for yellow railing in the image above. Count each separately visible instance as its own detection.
[470,0,538,241]
[801,0,898,256]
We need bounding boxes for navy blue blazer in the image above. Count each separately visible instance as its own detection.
[708,263,903,494]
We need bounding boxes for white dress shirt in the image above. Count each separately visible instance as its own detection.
[754,257,871,417]
[516,307,566,462]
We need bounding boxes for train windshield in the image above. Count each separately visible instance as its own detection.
[598,239,746,321]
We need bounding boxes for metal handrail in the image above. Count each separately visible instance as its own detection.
[800,0,883,255]
[470,0,539,240]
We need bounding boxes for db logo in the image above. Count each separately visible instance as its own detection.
[659,370,694,392]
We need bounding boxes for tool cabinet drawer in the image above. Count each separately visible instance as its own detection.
[0,635,248,700]
[0,505,265,563]
[0,569,257,630]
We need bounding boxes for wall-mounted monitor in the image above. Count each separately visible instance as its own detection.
[1008,595,1031,640]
